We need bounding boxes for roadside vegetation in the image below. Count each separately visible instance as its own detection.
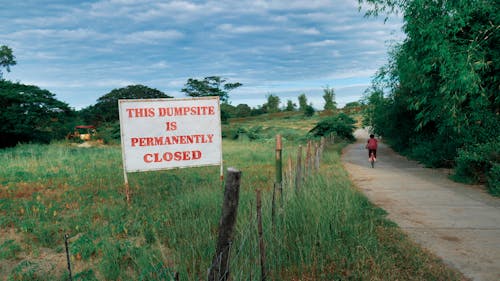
[359,0,499,195]
[0,113,466,280]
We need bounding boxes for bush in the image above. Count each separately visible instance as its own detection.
[96,122,121,144]
[309,113,356,141]
[222,126,264,140]
[304,104,315,117]
[487,163,500,196]
[408,134,460,168]
[454,138,500,195]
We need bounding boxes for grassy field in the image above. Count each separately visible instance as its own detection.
[0,113,466,280]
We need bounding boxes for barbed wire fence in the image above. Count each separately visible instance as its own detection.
[62,134,335,281]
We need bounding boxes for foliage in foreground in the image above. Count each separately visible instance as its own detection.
[0,138,464,280]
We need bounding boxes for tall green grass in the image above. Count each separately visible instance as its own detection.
[0,136,464,280]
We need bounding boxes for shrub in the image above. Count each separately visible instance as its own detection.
[454,137,500,195]
[408,134,460,168]
[223,126,264,140]
[304,104,315,117]
[96,122,121,144]
[487,163,500,196]
[309,113,356,141]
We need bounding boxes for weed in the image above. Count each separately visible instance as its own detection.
[7,261,43,281]
[71,234,96,261]
[0,115,466,280]
[0,240,22,259]
[73,269,98,281]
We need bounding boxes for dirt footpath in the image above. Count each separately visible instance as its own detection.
[342,129,500,281]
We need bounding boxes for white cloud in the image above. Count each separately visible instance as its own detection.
[9,28,107,41]
[93,79,138,88]
[306,39,338,47]
[0,0,404,109]
[151,61,169,69]
[216,24,274,34]
[248,0,342,11]
[288,27,321,35]
[331,50,342,57]
[115,30,184,44]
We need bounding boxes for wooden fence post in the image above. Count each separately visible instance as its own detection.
[295,145,303,192]
[276,135,283,201]
[314,143,320,171]
[208,168,242,281]
[286,156,293,189]
[305,140,312,178]
[256,190,268,281]
[272,135,283,224]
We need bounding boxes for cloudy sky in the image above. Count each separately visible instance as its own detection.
[0,0,403,109]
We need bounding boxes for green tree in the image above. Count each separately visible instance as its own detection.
[263,94,280,113]
[322,86,337,110]
[0,80,74,147]
[0,45,16,78]
[360,0,500,186]
[304,103,315,117]
[81,84,171,124]
[219,103,236,122]
[344,101,361,109]
[250,106,266,116]
[285,99,297,111]
[298,93,308,111]
[181,76,242,103]
[235,104,252,117]
[309,113,356,141]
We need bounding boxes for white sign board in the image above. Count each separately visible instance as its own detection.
[118,97,222,173]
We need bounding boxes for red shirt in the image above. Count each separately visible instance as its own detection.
[367,138,378,150]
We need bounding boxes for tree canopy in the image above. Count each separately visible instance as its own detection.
[0,80,74,147]
[181,76,242,103]
[263,94,281,113]
[309,113,356,141]
[0,45,16,78]
[322,86,337,110]
[285,99,297,111]
[81,84,171,124]
[298,93,308,111]
[360,0,500,191]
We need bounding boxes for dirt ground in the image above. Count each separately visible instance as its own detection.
[342,129,500,281]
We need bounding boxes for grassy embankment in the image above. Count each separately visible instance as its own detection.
[0,113,465,280]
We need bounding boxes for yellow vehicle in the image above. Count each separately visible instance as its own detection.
[68,125,96,141]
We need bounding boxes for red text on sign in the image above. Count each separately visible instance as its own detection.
[143,150,202,163]
[165,122,177,131]
[126,107,155,118]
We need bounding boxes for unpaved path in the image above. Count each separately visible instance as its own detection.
[342,129,500,281]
